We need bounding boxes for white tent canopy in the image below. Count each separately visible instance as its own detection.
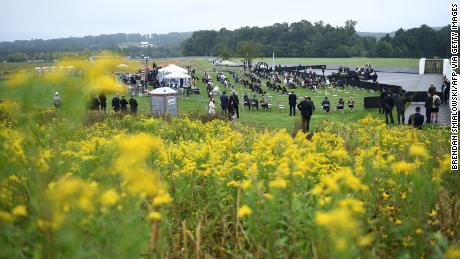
[158,64,188,74]
[158,64,188,82]
[164,72,191,79]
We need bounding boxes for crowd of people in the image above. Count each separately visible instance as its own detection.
[337,64,378,83]
[377,80,447,129]
[51,60,449,133]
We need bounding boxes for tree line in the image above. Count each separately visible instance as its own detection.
[0,20,450,62]
[0,32,191,62]
[182,20,450,60]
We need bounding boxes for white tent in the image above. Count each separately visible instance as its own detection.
[163,72,191,88]
[158,64,188,82]
[164,72,191,79]
[158,64,188,74]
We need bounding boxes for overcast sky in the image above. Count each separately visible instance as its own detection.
[0,0,451,42]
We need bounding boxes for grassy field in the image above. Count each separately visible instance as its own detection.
[0,63,379,133]
[1,56,417,133]
[0,61,54,80]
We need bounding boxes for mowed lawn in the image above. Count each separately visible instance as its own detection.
[0,57,388,132]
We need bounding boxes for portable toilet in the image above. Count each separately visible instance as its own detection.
[148,87,178,116]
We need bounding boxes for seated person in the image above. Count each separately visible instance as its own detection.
[408,106,424,129]
[348,97,355,112]
[337,98,345,112]
[250,95,259,110]
[322,97,330,112]
[243,94,250,109]
[260,96,269,110]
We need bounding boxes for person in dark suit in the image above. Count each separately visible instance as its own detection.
[120,96,128,113]
[383,93,395,124]
[288,91,297,116]
[111,94,120,112]
[322,97,330,112]
[220,91,229,116]
[394,93,406,124]
[129,96,138,114]
[408,106,424,129]
[297,96,315,132]
[99,92,107,111]
[229,92,240,119]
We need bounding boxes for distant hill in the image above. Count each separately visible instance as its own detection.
[0,32,193,61]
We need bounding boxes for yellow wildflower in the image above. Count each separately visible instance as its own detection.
[409,144,429,159]
[148,211,162,221]
[0,210,13,223]
[269,178,288,189]
[100,189,119,206]
[237,205,252,218]
[12,205,27,217]
[152,193,173,206]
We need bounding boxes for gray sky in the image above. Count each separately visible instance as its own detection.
[0,0,451,42]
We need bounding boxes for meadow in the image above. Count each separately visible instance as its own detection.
[0,56,458,258]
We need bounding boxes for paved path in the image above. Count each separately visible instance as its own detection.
[403,102,450,126]
[311,69,444,92]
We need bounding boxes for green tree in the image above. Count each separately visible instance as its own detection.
[237,41,261,66]
[376,41,393,57]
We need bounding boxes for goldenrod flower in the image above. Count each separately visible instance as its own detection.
[269,178,288,189]
[237,205,252,218]
[11,205,27,217]
[148,211,162,221]
[100,189,119,206]
[409,144,429,159]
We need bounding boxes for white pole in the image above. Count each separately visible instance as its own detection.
[272,52,275,70]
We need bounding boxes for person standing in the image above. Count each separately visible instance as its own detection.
[383,93,395,124]
[129,96,138,114]
[394,93,406,124]
[408,106,425,129]
[208,97,216,115]
[91,96,100,110]
[99,92,107,111]
[229,92,239,119]
[297,96,315,132]
[322,97,330,112]
[53,92,61,109]
[120,96,128,113]
[431,93,441,123]
[112,94,120,112]
[220,91,229,116]
[425,92,434,124]
[288,91,297,116]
